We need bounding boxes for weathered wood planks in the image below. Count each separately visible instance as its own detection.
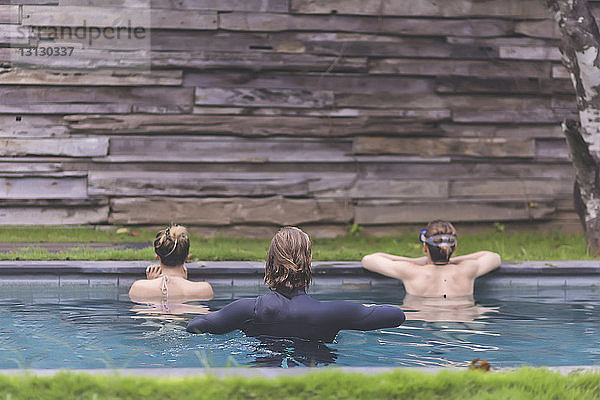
[56,0,288,12]
[108,136,355,163]
[183,71,435,92]
[66,114,442,137]
[0,0,583,233]
[290,0,551,18]
[0,24,31,45]
[370,59,552,79]
[0,48,152,69]
[360,162,574,180]
[0,175,87,198]
[0,138,108,157]
[449,179,572,198]
[194,88,334,108]
[220,13,513,37]
[191,107,450,120]
[151,51,367,72]
[514,20,561,39]
[353,137,536,158]
[0,200,109,224]
[0,163,64,173]
[536,139,570,159]
[110,197,354,225]
[150,0,288,12]
[0,87,192,114]
[435,77,573,95]
[355,200,556,224]
[320,180,449,199]
[0,66,182,86]
[89,171,346,197]
[0,5,19,24]
[22,6,218,30]
[0,115,68,137]
[149,31,500,58]
[498,46,561,61]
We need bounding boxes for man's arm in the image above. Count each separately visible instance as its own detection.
[186,298,254,334]
[330,301,405,331]
[451,251,501,277]
[370,252,428,264]
[361,252,424,280]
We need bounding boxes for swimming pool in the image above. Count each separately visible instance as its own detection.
[1,281,599,369]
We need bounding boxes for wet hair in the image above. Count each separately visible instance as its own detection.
[153,225,190,267]
[424,220,457,265]
[264,227,312,292]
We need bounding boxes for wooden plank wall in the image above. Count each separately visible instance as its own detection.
[0,0,589,236]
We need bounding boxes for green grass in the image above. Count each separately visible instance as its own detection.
[0,226,153,243]
[0,226,596,261]
[0,368,598,399]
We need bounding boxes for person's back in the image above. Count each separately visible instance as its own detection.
[129,275,213,303]
[361,221,501,298]
[187,227,404,342]
[392,254,498,297]
[188,287,403,342]
[128,225,213,303]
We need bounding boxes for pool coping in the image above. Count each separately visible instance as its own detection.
[0,260,598,288]
[0,260,598,275]
[1,366,599,377]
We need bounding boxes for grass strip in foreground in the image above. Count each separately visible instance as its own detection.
[0,368,598,400]
[0,226,596,261]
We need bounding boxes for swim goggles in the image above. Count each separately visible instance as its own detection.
[419,229,457,247]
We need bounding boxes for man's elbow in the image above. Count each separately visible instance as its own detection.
[394,308,406,326]
[385,307,406,327]
[186,318,206,334]
[361,254,376,270]
[487,251,502,268]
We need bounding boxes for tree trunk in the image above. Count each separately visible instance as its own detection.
[546,0,600,255]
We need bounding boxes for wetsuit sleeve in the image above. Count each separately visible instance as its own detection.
[186,298,255,334]
[328,301,405,331]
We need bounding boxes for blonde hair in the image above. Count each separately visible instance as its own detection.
[424,220,457,263]
[154,225,190,267]
[264,227,312,291]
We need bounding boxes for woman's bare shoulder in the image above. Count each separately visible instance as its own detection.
[187,280,214,299]
[130,278,154,291]
[128,278,162,302]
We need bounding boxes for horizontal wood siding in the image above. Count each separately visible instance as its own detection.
[0,0,583,234]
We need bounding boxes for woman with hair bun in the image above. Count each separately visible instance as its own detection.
[128,225,213,304]
[187,226,405,342]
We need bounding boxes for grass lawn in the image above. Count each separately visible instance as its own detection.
[0,368,598,400]
[0,225,595,262]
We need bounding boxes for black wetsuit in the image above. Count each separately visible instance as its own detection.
[186,288,405,343]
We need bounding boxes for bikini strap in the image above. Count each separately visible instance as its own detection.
[160,275,169,306]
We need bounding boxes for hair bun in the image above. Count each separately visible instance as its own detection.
[169,225,188,241]
[153,224,190,266]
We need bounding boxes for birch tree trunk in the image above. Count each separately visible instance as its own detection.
[546,0,600,255]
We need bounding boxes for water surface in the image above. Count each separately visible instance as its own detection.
[0,284,598,368]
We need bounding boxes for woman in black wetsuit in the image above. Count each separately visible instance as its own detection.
[186,227,405,342]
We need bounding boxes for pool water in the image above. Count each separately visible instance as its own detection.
[1,284,599,368]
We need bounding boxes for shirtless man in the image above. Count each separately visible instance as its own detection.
[129,225,213,304]
[361,220,501,298]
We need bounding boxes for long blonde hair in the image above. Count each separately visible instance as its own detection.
[264,227,312,291]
